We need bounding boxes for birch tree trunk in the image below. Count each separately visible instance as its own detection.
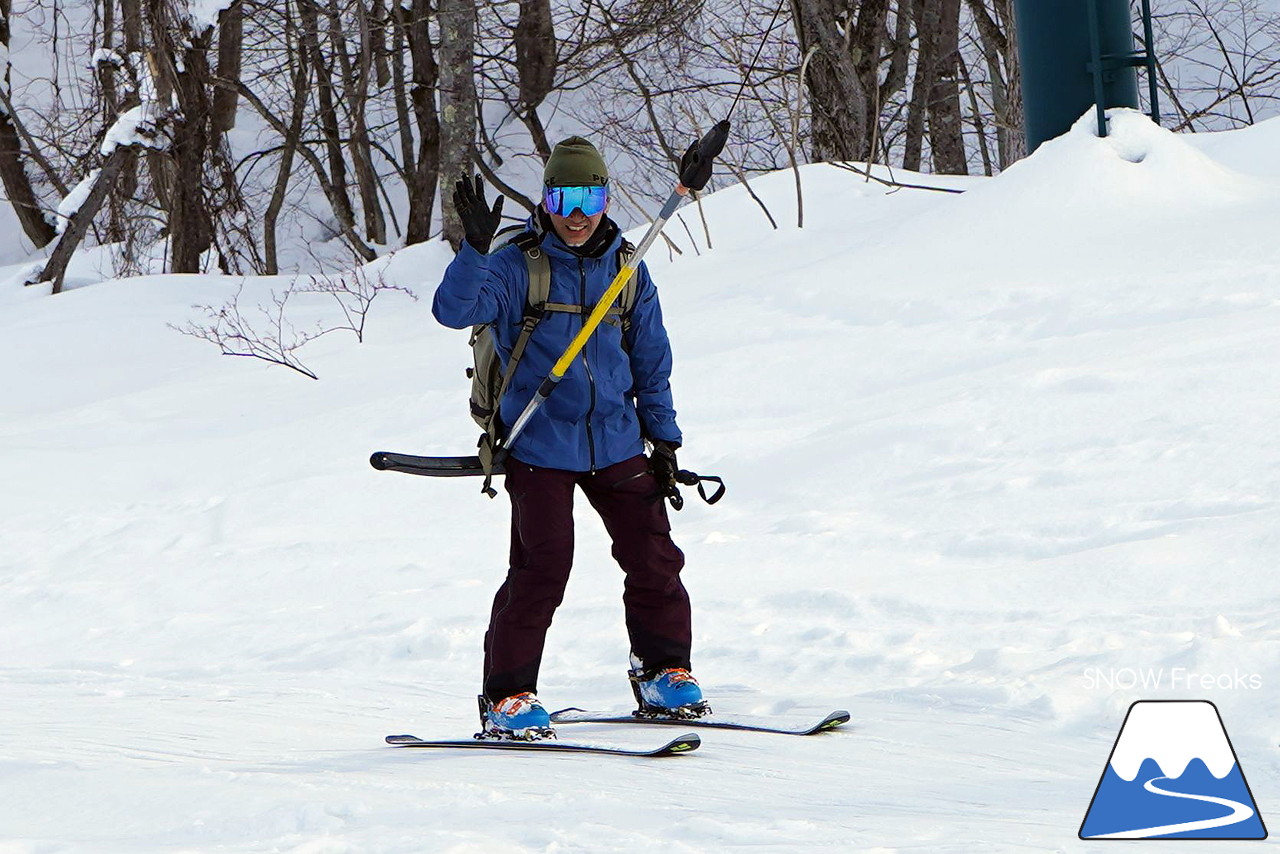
[437,0,477,249]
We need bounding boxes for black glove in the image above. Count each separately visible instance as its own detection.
[648,440,726,511]
[649,440,680,491]
[453,175,504,253]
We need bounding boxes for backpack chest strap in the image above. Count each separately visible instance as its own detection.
[538,301,627,322]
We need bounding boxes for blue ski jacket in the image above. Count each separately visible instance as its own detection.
[432,220,682,472]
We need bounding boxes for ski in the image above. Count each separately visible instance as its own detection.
[384,732,700,757]
[369,451,496,478]
[549,707,850,736]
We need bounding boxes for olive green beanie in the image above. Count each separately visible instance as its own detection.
[543,136,609,187]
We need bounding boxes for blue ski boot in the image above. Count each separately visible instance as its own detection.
[479,692,555,740]
[629,659,710,719]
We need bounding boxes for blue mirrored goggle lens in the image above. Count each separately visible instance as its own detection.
[543,185,609,217]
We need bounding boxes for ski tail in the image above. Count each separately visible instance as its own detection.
[369,452,503,477]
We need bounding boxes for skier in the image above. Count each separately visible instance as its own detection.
[432,137,704,739]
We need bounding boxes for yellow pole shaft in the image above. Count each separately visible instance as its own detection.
[549,262,639,377]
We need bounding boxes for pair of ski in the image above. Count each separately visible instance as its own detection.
[386,707,851,757]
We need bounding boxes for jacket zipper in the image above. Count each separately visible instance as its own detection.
[578,257,598,473]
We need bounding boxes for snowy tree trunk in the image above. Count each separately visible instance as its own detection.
[437,0,477,250]
[0,0,57,248]
[37,145,135,293]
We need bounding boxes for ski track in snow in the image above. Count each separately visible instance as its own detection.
[4,111,1280,851]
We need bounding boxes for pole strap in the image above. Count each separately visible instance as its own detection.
[653,469,727,511]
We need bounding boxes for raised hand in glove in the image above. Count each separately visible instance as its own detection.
[453,175,504,253]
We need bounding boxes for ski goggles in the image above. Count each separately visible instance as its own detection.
[543,184,609,217]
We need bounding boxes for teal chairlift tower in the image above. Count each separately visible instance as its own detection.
[1013,0,1160,152]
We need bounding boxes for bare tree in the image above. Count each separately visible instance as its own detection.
[399,0,441,245]
[1150,0,1280,130]
[514,0,557,160]
[325,0,386,245]
[211,0,243,133]
[298,0,358,242]
[172,262,416,379]
[261,0,310,274]
[790,0,870,161]
[37,143,146,293]
[14,0,1280,298]
[0,0,58,247]
[965,0,1023,168]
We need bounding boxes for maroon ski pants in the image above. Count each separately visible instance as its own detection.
[482,453,690,702]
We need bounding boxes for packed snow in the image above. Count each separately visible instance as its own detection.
[3,110,1280,851]
[99,104,164,157]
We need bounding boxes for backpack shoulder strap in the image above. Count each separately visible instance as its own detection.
[511,230,551,310]
[617,239,639,338]
[491,232,550,417]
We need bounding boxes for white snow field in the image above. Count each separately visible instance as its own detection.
[4,110,1280,851]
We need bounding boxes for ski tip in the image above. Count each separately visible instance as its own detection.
[370,452,391,470]
[817,711,852,731]
[661,732,701,754]
[385,734,422,745]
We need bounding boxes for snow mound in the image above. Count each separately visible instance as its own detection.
[1187,114,1280,179]
[962,109,1262,218]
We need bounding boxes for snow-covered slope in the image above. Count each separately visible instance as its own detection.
[3,111,1280,852]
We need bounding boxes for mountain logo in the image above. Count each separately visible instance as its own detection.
[1080,700,1267,840]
